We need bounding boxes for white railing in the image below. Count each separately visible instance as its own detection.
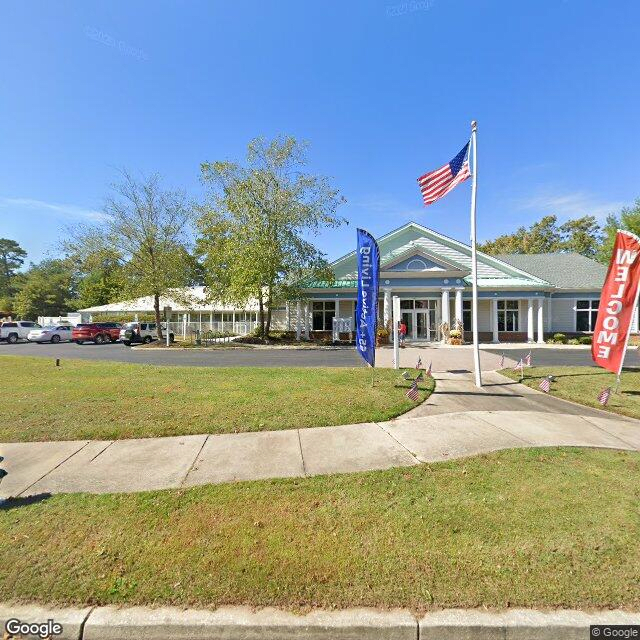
[165,320,258,339]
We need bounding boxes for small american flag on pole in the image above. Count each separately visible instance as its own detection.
[417,143,471,206]
[426,361,432,377]
[499,353,505,368]
[597,387,611,406]
[514,358,524,371]
[524,351,532,367]
[406,381,420,402]
[416,356,422,370]
[539,377,551,393]
[415,371,424,382]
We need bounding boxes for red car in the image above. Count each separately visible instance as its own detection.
[72,322,122,345]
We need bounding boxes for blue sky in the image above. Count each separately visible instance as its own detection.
[1,0,638,266]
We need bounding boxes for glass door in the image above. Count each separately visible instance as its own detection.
[401,312,413,340]
[415,310,430,340]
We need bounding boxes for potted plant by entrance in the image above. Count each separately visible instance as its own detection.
[376,326,390,346]
[449,329,463,345]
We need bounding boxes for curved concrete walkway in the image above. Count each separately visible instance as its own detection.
[2,372,639,498]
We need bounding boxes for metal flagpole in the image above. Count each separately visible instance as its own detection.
[469,120,482,387]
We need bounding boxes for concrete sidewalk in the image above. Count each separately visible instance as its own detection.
[2,603,639,640]
[2,372,639,498]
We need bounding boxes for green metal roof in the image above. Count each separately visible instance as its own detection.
[496,253,606,290]
[306,279,357,289]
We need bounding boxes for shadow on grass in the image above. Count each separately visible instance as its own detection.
[0,493,52,511]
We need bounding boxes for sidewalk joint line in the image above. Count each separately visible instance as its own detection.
[180,435,210,487]
[376,422,421,464]
[79,605,95,640]
[579,415,640,450]
[16,440,92,497]
[88,441,115,463]
[297,429,308,476]
[472,412,537,446]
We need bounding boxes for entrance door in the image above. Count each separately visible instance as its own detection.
[401,312,413,340]
[415,310,430,340]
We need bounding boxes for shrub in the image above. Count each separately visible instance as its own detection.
[578,335,593,345]
[553,333,567,344]
[449,329,462,339]
[567,338,580,345]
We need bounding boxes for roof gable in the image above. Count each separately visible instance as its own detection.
[332,222,548,285]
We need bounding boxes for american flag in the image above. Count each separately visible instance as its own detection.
[406,381,420,402]
[539,377,551,393]
[499,353,505,368]
[417,143,471,206]
[401,370,411,380]
[524,351,532,367]
[597,387,611,406]
[416,356,422,370]
[426,361,432,377]
[415,371,424,382]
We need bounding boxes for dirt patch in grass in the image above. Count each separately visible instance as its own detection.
[1,448,639,611]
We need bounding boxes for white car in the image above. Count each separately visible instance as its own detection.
[27,325,73,343]
[119,322,161,344]
[0,321,41,343]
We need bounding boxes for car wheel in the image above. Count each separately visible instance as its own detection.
[7,333,18,344]
[75,340,84,345]
[143,335,152,344]
[51,335,61,344]
[123,340,131,346]
[103,334,112,343]
[169,333,175,344]
[94,334,104,345]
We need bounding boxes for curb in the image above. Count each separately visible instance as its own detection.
[2,605,639,639]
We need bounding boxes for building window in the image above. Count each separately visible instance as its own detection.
[400,300,414,309]
[312,300,335,331]
[498,300,519,332]
[576,299,599,332]
[463,300,471,331]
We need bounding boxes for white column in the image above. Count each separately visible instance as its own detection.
[303,302,309,340]
[383,288,392,327]
[537,298,545,344]
[296,301,301,340]
[492,298,499,343]
[454,288,463,326]
[440,289,450,343]
[527,299,534,343]
[286,303,291,330]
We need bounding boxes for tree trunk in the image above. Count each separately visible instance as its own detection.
[154,293,164,340]
[258,294,265,342]
[265,287,273,337]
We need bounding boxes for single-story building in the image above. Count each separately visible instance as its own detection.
[79,221,636,343]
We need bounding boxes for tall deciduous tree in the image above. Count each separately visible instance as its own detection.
[197,136,345,339]
[479,214,603,258]
[597,199,640,264]
[13,259,75,319]
[66,171,197,339]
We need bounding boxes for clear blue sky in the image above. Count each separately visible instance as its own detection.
[1,0,638,266]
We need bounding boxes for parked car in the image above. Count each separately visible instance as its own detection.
[0,321,41,344]
[27,325,73,343]
[120,322,174,346]
[71,322,122,345]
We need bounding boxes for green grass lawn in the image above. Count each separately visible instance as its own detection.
[502,366,640,419]
[1,448,639,611]
[0,356,433,442]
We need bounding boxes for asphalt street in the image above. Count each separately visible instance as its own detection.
[2,341,639,368]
